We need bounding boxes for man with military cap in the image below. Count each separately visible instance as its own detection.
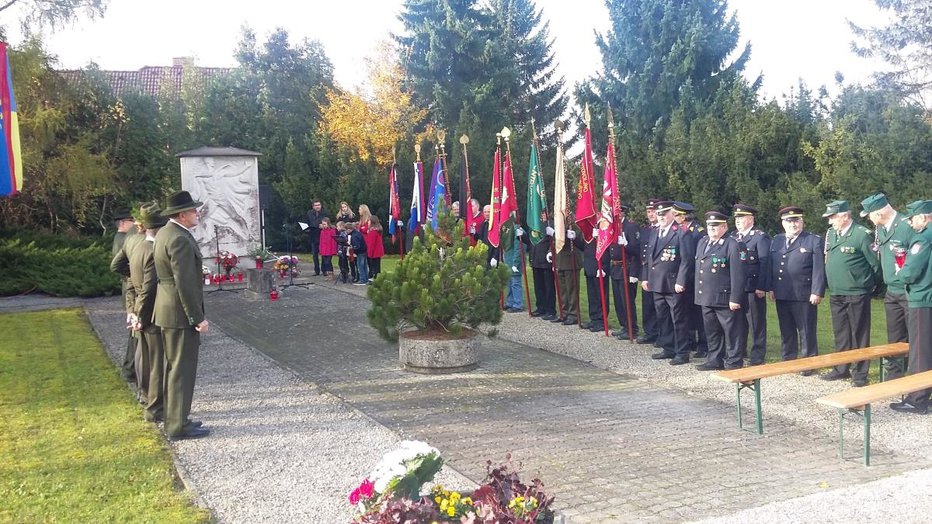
[553,219,583,325]
[575,222,611,332]
[861,192,916,379]
[111,207,141,383]
[129,202,170,422]
[731,203,771,365]
[890,200,932,414]
[694,211,748,370]
[766,206,826,367]
[153,190,210,440]
[641,200,696,364]
[637,199,661,344]
[821,200,880,386]
[608,204,641,339]
[674,201,708,357]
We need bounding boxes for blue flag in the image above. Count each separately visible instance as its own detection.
[426,156,446,230]
[409,161,424,233]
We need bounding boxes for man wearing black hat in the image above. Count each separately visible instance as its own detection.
[641,200,695,364]
[694,211,748,370]
[153,190,210,440]
[731,204,771,365]
[608,205,641,339]
[129,202,170,422]
[766,206,826,367]
[821,200,880,386]
[637,199,660,344]
[674,201,708,358]
[111,207,141,383]
[861,192,916,379]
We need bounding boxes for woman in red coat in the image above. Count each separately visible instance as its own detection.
[318,217,338,276]
[365,215,385,280]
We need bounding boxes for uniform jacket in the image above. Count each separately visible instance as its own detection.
[521,221,554,269]
[111,231,144,313]
[129,237,158,329]
[694,236,748,308]
[474,220,499,267]
[899,226,932,308]
[824,223,880,295]
[640,222,657,277]
[766,230,827,301]
[641,224,695,294]
[153,221,205,328]
[877,212,916,294]
[575,236,610,278]
[730,228,770,293]
[554,225,583,271]
[608,218,641,280]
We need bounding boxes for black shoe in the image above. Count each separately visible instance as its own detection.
[748,361,764,367]
[799,370,816,377]
[820,370,851,381]
[530,310,542,317]
[550,316,565,323]
[670,357,690,366]
[890,401,928,414]
[651,351,675,360]
[562,317,577,326]
[693,351,708,359]
[611,330,629,338]
[168,426,211,441]
[541,313,556,321]
[724,364,745,370]
[695,362,724,371]
[508,307,524,313]
[852,380,868,388]
[589,324,604,333]
[635,336,656,345]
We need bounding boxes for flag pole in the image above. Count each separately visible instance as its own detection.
[503,126,532,317]
[460,133,475,244]
[438,130,451,210]
[539,120,562,319]
[608,107,635,342]
[495,133,505,310]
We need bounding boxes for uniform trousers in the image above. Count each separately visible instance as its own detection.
[687,299,708,354]
[884,291,912,379]
[775,300,819,360]
[161,327,200,437]
[532,267,556,316]
[611,278,639,335]
[653,292,690,359]
[641,289,659,340]
[585,276,610,325]
[133,332,149,403]
[702,306,748,369]
[745,292,767,365]
[141,326,165,421]
[906,307,932,408]
[505,274,524,310]
[830,293,871,381]
[557,269,580,320]
[122,331,136,381]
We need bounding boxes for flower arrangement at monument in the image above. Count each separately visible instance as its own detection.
[273,255,300,277]
[216,250,239,277]
[350,444,555,523]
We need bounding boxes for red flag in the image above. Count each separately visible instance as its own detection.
[501,146,518,222]
[596,140,619,259]
[388,163,402,243]
[488,146,503,248]
[575,125,598,242]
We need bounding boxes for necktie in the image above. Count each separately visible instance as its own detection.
[786,237,793,249]
[704,242,711,255]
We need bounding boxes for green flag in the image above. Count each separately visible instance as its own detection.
[526,141,547,244]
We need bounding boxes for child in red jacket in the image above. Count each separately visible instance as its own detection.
[318,217,337,276]
[365,216,385,280]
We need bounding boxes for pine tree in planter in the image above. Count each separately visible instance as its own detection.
[367,211,510,372]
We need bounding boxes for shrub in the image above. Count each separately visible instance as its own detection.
[0,233,120,297]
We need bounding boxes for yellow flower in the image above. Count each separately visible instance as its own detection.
[462,497,473,505]
[450,491,461,502]
[447,506,456,517]
[435,496,441,503]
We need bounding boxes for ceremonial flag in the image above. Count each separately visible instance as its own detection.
[387,163,402,241]
[426,156,447,229]
[487,146,502,248]
[553,136,568,253]
[574,121,597,242]
[526,139,547,244]
[408,160,424,234]
[500,146,518,223]
[595,140,620,259]
[0,42,23,197]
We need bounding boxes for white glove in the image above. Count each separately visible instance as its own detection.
[469,224,476,234]
[438,247,445,258]
[628,276,639,284]
[546,252,553,263]
[490,258,498,267]
[597,269,606,278]
[511,265,519,273]
[618,234,627,246]
[546,226,555,236]
[567,230,577,240]
[397,220,403,227]
[126,313,135,325]
[592,228,599,238]
[515,227,525,237]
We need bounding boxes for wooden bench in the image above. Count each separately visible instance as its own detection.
[711,342,909,434]
[816,369,932,466]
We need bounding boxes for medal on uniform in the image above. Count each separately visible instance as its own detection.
[800,247,807,253]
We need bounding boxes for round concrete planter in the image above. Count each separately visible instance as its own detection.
[399,329,480,374]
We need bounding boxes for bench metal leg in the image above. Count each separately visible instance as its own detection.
[880,357,886,382]
[736,379,763,434]
[836,405,872,466]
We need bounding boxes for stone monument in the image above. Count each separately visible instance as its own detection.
[177,146,262,259]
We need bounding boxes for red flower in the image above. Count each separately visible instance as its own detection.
[350,478,375,505]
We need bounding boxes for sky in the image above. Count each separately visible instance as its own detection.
[4,0,888,102]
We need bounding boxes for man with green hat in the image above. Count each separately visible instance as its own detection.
[820,200,880,387]
[890,200,932,414]
[153,190,210,440]
[110,206,144,386]
[129,202,170,423]
[861,192,915,379]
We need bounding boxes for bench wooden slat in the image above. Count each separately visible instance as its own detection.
[816,369,932,409]
[711,343,908,384]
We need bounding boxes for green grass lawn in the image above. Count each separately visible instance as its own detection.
[0,309,210,523]
[379,254,889,369]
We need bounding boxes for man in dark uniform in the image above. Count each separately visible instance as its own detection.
[129,202,170,422]
[861,192,916,379]
[154,191,210,440]
[766,206,826,368]
[474,205,499,269]
[110,207,142,384]
[641,200,695,364]
[637,199,660,344]
[694,211,748,370]
[731,204,771,366]
[609,205,641,340]
[554,223,583,325]
[576,225,610,332]
[890,200,932,414]
[306,199,329,276]
[674,201,708,358]
[522,211,557,320]
[820,200,880,387]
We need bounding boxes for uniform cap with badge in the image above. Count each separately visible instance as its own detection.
[645,198,660,210]
[859,192,889,217]
[821,200,849,218]
[778,205,804,221]
[673,201,695,215]
[705,210,728,225]
[904,199,932,219]
[654,200,675,213]
[732,203,757,217]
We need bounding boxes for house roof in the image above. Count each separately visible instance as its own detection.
[59,63,234,99]
[176,147,262,158]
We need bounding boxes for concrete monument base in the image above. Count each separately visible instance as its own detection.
[399,329,480,374]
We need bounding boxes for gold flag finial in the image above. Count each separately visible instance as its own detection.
[500,126,511,141]
[438,130,446,143]
[584,104,591,128]
[414,143,421,162]
[459,134,469,145]
[606,105,615,130]
[496,132,502,145]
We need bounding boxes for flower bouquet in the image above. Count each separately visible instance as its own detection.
[272,255,300,278]
[216,250,239,277]
[247,245,275,269]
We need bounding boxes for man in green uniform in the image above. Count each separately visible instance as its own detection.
[554,221,583,325]
[820,200,880,387]
[890,200,932,414]
[154,191,210,440]
[110,207,140,384]
[861,193,916,379]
